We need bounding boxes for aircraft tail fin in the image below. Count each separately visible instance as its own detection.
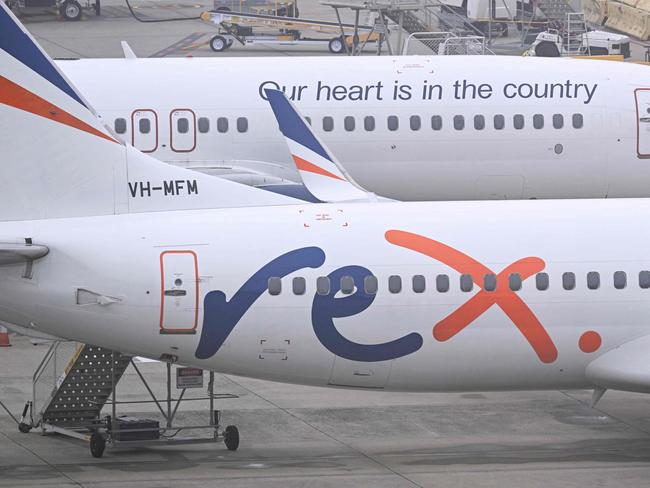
[0,4,297,222]
[264,88,382,203]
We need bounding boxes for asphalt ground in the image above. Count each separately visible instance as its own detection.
[1,334,650,487]
[13,0,648,59]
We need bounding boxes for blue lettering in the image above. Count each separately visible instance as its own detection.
[195,247,326,359]
[311,266,423,362]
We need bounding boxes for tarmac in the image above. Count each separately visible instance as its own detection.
[14,0,649,59]
[2,335,650,487]
[2,2,650,486]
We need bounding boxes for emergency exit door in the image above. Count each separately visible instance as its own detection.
[131,109,158,153]
[635,89,650,158]
[170,109,196,153]
[159,250,199,334]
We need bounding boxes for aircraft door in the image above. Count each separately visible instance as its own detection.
[635,88,650,158]
[170,109,196,152]
[131,109,158,153]
[159,250,199,334]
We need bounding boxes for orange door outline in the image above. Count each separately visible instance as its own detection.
[159,250,199,334]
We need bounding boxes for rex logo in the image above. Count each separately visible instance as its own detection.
[193,230,577,364]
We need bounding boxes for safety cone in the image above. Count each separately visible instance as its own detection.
[0,326,11,347]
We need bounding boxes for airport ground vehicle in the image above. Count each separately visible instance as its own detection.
[5,0,98,20]
[526,27,631,57]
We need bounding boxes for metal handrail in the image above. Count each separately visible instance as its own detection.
[32,340,58,384]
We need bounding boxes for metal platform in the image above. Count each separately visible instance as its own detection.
[20,341,239,458]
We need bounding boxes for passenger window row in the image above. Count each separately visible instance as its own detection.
[314,113,584,132]
[115,113,584,136]
[267,270,649,296]
[113,116,249,135]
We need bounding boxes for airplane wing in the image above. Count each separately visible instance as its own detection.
[264,88,391,203]
[585,334,650,393]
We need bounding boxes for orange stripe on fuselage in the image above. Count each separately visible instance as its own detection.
[292,155,344,181]
[0,76,116,144]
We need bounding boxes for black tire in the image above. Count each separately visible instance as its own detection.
[60,0,82,21]
[89,432,106,458]
[328,36,345,54]
[210,35,228,52]
[18,422,31,434]
[215,6,230,11]
[535,41,560,57]
[223,425,239,451]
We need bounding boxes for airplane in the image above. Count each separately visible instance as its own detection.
[2,2,650,455]
[53,53,650,201]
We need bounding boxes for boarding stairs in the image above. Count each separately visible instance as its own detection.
[33,342,131,428]
[382,0,483,53]
[385,1,481,35]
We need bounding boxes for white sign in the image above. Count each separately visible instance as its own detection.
[176,367,203,389]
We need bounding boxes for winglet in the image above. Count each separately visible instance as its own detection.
[265,88,378,203]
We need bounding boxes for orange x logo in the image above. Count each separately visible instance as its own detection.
[385,230,558,364]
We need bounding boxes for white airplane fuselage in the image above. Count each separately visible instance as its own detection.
[59,56,650,201]
[2,198,649,392]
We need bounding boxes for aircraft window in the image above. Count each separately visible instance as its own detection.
[431,115,443,131]
[364,116,375,131]
[237,117,248,133]
[436,274,449,293]
[614,271,627,289]
[562,272,576,290]
[268,277,281,296]
[344,116,355,132]
[639,270,650,289]
[217,117,228,133]
[341,276,355,294]
[292,277,306,295]
[177,117,189,134]
[533,114,544,129]
[388,275,402,293]
[513,114,525,130]
[453,115,465,130]
[305,116,312,125]
[364,275,378,294]
[114,118,127,134]
[412,275,426,293]
[493,114,505,130]
[587,271,600,290]
[474,115,485,130]
[553,114,564,129]
[198,117,210,133]
[316,276,330,295]
[410,115,421,131]
[323,116,334,132]
[139,118,151,134]
[509,273,522,291]
[536,272,549,291]
[484,273,496,292]
[572,113,584,129]
[460,274,473,292]
[387,115,399,131]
